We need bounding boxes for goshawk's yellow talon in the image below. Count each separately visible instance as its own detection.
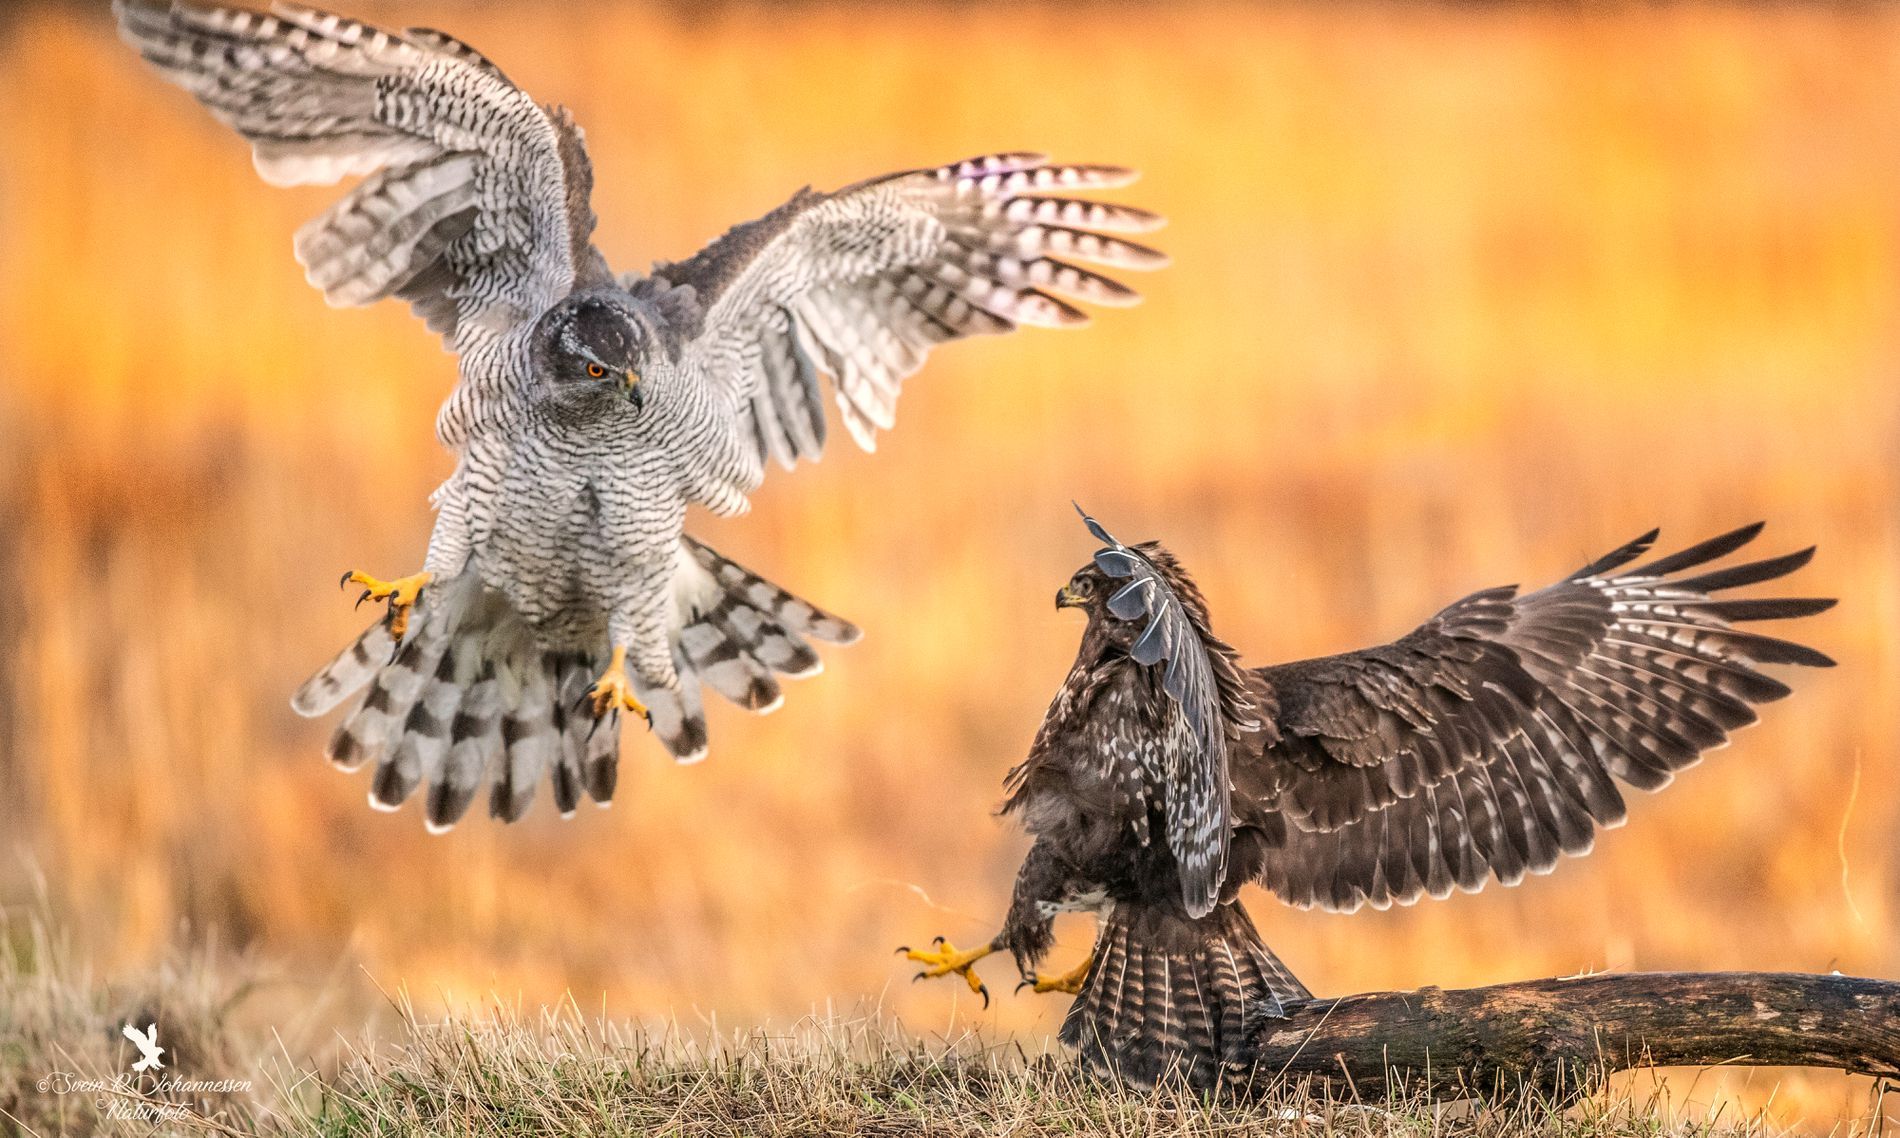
[899,936,998,1008]
[342,570,432,638]
[1017,952,1094,996]
[588,646,651,721]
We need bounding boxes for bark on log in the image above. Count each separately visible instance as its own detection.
[1248,972,1900,1099]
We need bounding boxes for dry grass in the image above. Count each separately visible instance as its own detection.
[6,916,1893,1137]
[1,0,1897,1129]
[278,1014,1870,1138]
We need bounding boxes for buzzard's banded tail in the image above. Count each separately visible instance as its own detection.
[1061,901,1308,1091]
[290,539,857,830]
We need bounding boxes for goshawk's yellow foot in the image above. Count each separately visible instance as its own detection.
[1017,952,1094,996]
[342,570,432,639]
[588,646,651,721]
[898,936,1000,1008]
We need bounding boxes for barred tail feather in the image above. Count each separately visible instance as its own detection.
[636,655,710,765]
[582,701,620,806]
[492,665,556,823]
[291,619,396,718]
[374,642,465,814]
[290,540,862,822]
[1061,902,1308,1091]
[430,662,499,831]
[290,571,592,831]
[320,575,471,787]
[659,536,859,761]
[550,655,594,817]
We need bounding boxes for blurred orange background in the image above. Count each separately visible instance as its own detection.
[1,0,1896,1124]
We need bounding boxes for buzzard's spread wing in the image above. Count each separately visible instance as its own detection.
[1248,524,1834,913]
[1080,513,1251,918]
[117,1,606,352]
[658,153,1166,470]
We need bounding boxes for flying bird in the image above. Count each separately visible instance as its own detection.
[116,2,1163,829]
[907,510,1833,1089]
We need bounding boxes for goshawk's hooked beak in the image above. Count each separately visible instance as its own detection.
[623,370,644,411]
[1056,585,1087,610]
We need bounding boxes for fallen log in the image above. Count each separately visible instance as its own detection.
[1248,971,1900,1099]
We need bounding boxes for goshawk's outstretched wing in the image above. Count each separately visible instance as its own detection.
[1244,524,1834,912]
[1078,511,1253,918]
[656,153,1167,468]
[117,1,606,355]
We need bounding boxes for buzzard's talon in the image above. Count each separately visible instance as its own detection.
[902,936,997,1008]
[588,646,650,721]
[342,570,431,638]
[1016,952,1093,996]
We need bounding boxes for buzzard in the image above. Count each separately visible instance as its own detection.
[907,510,1833,1089]
[116,2,1162,829]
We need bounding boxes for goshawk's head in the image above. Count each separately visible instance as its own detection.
[531,287,690,414]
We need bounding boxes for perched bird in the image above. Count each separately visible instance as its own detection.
[907,509,1834,1090]
[116,2,1163,829]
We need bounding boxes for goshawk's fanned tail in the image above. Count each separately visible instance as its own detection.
[291,540,857,829]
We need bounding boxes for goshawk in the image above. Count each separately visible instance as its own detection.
[117,2,1163,829]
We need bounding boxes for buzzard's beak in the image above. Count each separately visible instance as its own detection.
[1056,585,1085,610]
[624,371,644,411]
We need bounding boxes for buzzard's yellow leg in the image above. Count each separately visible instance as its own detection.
[1019,952,1094,996]
[900,936,1000,1008]
[588,646,650,720]
[343,570,432,638]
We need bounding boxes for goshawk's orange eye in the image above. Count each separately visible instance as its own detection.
[585,363,607,379]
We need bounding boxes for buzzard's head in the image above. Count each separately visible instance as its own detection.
[1063,507,1258,759]
[532,289,681,413]
[1058,540,1212,648]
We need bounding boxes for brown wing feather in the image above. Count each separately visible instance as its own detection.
[1249,524,1833,913]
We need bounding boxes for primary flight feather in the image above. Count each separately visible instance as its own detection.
[116,1,1163,829]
